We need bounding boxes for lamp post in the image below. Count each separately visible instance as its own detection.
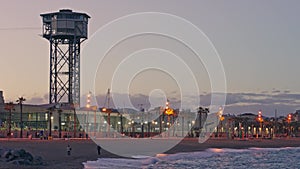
[131,120,135,137]
[181,116,184,137]
[147,118,151,137]
[216,107,223,138]
[257,110,263,138]
[5,102,14,138]
[94,106,97,137]
[16,97,26,138]
[47,104,60,138]
[86,92,91,138]
[141,122,144,138]
[120,114,123,134]
[49,111,53,137]
[72,103,77,138]
[102,107,111,136]
[160,111,163,135]
[58,109,62,138]
[287,114,292,137]
[139,104,145,138]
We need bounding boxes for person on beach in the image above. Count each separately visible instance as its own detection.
[97,145,101,155]
[67,144,72,156]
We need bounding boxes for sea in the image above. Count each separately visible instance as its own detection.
[83,147,300,169]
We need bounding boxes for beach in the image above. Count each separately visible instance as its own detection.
[0,137,300,169]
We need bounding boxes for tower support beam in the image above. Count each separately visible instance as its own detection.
[41,9,90,107]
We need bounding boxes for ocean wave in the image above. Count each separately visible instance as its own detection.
[83,147,300,169]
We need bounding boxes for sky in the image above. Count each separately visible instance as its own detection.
[0,0,300,116]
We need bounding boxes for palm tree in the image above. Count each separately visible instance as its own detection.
[16,97,26,138]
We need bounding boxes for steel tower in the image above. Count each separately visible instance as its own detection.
[41,9,90,106]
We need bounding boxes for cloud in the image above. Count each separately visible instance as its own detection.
[23,90,300,117]
[26,96,47,104]
[272,90,281,94]
[273,93,300,100]
[224,104,298,117]
[198,91,300,116]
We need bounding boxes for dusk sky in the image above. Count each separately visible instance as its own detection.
[0,1,300,116]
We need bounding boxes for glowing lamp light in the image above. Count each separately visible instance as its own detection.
[257,110,263,122]
[220,116,225,121]
[165,108,174,115]
[288,114,292,123]
[86,92,91,108]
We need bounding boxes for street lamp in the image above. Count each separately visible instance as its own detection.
[16,97,26,138]
[287,114,292,137]
[47,104,60,138]
[86,92,91,138]
[5,102,14,138]
[47,109,53,137]
[49,112,53,137]
[287,114,292,123]
[216,107,223,138]
[102,107,112,137]
[119,114,123,134]
[58,109,62,138]
[257,110,263,138]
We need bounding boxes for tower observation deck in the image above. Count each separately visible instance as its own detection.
[41,9,90,107]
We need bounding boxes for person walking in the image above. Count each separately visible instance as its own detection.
[67,144,72,156]
[97,145,101,155]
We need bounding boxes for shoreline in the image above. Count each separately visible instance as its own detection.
[167,137,300,154]
[0,137,300,169]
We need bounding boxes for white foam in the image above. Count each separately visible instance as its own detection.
[83,151,216,169]
[248,147,300,151]
[207,148,251,153]
[162,151,215,161]
[83,156,161,169]
[84,158,145,169]
[131,155,152,159]
[83,147,300,168]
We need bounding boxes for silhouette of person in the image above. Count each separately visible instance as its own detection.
[97,145,101,155]
[67,144,72,156]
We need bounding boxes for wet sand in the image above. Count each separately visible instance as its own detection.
[0,137,300,169]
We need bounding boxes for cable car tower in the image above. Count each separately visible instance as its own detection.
[41,9,90,107]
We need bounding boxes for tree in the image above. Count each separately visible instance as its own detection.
[16,97,26,138]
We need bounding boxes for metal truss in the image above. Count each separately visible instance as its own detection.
[49,38,81,106]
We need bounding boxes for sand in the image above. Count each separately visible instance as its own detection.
[0,137,300,169]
